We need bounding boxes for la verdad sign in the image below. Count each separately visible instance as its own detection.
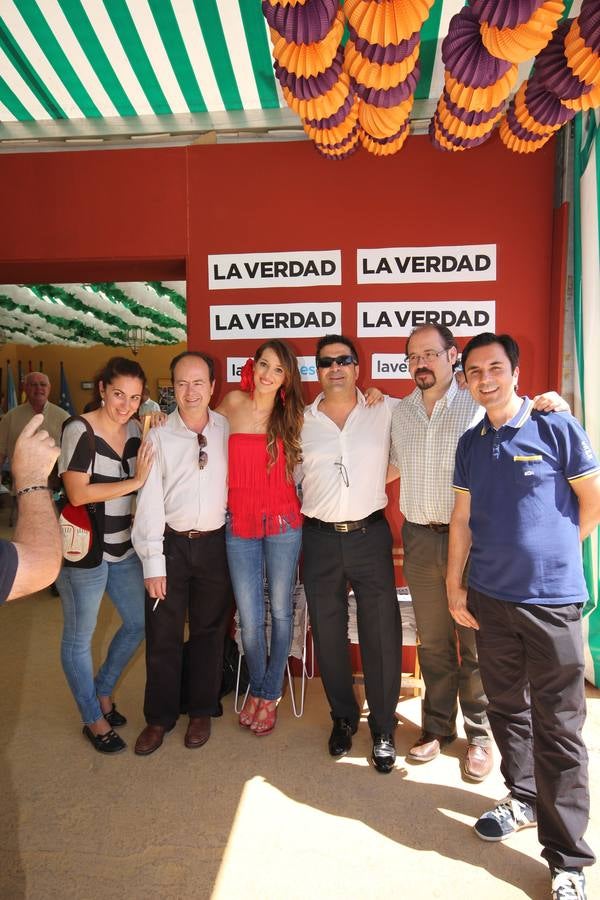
[357,301,496,336]
[209,250,341,289]
[210,303,342,340]
[357,244,496,284]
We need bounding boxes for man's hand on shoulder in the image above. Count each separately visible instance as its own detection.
[532,391,570,413]
[364,387,384,406]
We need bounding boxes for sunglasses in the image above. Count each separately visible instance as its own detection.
[197,433,208,469]
[316,354,357,369]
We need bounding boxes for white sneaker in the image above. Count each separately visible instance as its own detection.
[474,793,536,841]
[551,868,586,900]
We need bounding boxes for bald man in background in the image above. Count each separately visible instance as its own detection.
[0,372,68,486]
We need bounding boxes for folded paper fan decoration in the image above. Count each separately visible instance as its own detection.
[469,1,546,31]
[344,0,434,46]
[479,0,565,64]
[263,0,339,44]
[442,6,514,88]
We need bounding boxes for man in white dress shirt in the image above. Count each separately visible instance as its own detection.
[301,334,401,773]
[132,352,233,755]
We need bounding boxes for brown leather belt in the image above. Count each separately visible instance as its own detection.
[304,509,384,534]
[408,521,449,534]
[165,524,224,539]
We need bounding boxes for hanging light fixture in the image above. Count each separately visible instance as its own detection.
[126,326,146,355]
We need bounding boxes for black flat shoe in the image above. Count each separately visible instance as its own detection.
[104,703,127,727]
[82,725,126,754]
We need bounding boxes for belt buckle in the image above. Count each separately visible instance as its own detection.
[188,530,197,539]
[334,522,349,533]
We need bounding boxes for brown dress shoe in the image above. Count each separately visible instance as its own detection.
[463,743,493,782]
[407,732,457,762]
[135,724,169,756]
[185,716,211,749]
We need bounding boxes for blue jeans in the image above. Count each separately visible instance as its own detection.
[226,522,302,701]
[57,553,146,725]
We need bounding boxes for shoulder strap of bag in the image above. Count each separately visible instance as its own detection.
[62,415,95,476]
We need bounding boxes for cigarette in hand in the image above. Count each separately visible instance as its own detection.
[152,598,160,612]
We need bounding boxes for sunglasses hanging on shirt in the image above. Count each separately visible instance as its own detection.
[197,433,208,470]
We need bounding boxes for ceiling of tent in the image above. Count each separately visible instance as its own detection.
[0,0,583,149]
[0,282,186,346]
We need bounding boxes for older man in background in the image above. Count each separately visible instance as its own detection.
[0,371,68,488]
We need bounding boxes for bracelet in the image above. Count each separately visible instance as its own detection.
[16,484,50,497]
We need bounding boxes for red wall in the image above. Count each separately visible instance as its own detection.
[0,147,187,281]
[187,134,557,403]
[0,136,557,404]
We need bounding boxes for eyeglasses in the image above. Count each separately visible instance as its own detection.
[316,354,357,369]
[335,458,349,488]
[406,349,448,365]
[197,433,208,469]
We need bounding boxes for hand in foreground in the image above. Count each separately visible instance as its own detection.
[532,391,570,413]
[364,387,384,406]
[145,576,167,602]
[12,414,60,492]
[447,584,479,629]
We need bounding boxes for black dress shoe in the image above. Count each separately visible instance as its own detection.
[328,717,357,757]
[82,725,126,754]
[104,703,127,728]
[371,733,396,773]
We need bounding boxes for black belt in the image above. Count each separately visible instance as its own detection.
[165,524,224,539]
[304,510,384,534]
[408,521,449,534]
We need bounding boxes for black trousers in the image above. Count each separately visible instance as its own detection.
[143,528,234,728]
[302,517,402,734]
[469,588,595,870]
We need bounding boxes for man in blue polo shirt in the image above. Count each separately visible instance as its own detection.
[446,332,600,900]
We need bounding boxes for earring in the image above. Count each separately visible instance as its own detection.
[100,397,105,407]
[279,387,286,406]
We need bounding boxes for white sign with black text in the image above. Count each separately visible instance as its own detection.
[211,302,342,340]
[357,244,496,284]
[209,250,342,290]
[226,356,319,384]
[357,301,495,336]
[371,354,412,380]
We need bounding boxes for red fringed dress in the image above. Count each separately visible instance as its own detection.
[227,433,302,538]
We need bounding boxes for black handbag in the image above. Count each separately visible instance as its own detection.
[59,417,105,569]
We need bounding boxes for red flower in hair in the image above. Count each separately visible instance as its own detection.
[240,357,255,394]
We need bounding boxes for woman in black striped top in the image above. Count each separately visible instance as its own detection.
[57,357,154,754]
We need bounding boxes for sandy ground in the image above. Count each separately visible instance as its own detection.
[1,510,598,899]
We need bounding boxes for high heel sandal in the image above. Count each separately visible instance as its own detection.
[251,700,277,737]
[239,694,261,728]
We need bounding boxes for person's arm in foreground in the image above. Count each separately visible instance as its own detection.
[8,414,62,600]
[446,489,479,629]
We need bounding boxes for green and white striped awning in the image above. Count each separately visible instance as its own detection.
[0,282,186,346]
[0,0,584,148]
